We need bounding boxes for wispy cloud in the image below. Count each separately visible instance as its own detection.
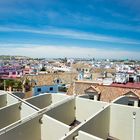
[0,26,140,45]
[0,43,139,59]
[65,9,140,33]
[118,0,140,12]
[0,3,139,34]
[100,21,140,32]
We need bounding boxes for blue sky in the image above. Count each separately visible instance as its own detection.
[0,0,140,58]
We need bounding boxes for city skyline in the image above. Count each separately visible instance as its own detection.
[0,0,140,58]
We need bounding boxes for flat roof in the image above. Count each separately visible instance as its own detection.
[76,80,140,89]
[111,82,140,89]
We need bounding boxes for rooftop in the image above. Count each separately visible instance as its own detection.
[71,81,140,102]
[111,82,140,89]
[0,91,140,140]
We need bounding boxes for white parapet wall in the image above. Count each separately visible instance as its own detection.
[110,104,140,140]
[76,131,104,140]
[0,101,38,129]
[1,91,140,140]
[41,115,70,140]
[6,93,19,106]
[0,93,7,108]
[75,97,108,122]
[79,106,110,140]
[0,103,21,129]
[51,93,70,103]
[26,93,71,110]
[0,116,42,140]
[0,91,19,108]
[46,98,75,125]
[0,113,71,140]
[62,105,110,140]
[26,93,52,109]
[20,102,38,119]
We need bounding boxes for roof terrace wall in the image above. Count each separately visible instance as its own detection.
[26,94,52,109]
[0,93,7,108]
[26,93,71,110]
[41,115,70,140]
[0,103,21,129]
[75,97,108,122]
[0,101,37,130]
[46,99,75,125]
[110,104,140,140]
[0,116,41,140]
[77,131,104,140]
[0,91,19,108]
[62,106,110,140]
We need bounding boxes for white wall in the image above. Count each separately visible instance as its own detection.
[26,94,52,109]
[110,104,140,140]
[76,97,108,122]
[80,106,110,139]
[51,94,69,103]
[20,102,37,119]
[0,103,20,129]
[0,94,7,108]
[135,110,140,140]
[77,131,103,140]
[7,93,19,105]
[46,99,75,125]
[41,115,70,140]
[0,116,41,140]
[63,106,110,140]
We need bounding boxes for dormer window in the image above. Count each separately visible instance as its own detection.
[84,86,100,101]
[128,100,134,106]
[124,91,139,107]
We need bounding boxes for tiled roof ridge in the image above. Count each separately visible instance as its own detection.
[85,85,100,94]
[123,90,140,98]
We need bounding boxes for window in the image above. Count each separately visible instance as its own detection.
[54,78,62,84]
[138,100,140,107]
[50,87,53,91]
[128,100,134,106]
[12,72,16,75]
[57,79,60,84]
[37,88,41,92]
[89,95,94,100]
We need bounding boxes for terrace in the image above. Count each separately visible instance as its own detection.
[0,91,140,140]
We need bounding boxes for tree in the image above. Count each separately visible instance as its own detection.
[0,79,4,90]
[13,80,22,91]
[4,79,23,91]
[5,79,15,91]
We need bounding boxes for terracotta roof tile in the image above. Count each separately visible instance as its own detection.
[23,72,78,87]
[84,85,100,94]
[74,81,140,102]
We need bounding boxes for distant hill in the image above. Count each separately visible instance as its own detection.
[0,55,31,60]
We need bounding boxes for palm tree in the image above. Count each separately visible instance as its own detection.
[5,79,15,91]
[0,79,4,90]
[13,80,22,91]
